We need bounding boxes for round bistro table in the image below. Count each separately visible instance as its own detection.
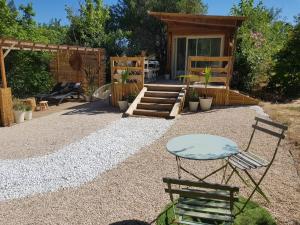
[166,134,239,180]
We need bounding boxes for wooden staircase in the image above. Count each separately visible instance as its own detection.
[125,84,186,119]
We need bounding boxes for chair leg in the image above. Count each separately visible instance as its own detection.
[228,163,250,187]
[244,170,270,203]
[225,169,235,184]
[176,156,181,180]
[221,161,229,184]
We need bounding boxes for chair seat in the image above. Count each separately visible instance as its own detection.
[176,197,234,224]
[229,151,269,170]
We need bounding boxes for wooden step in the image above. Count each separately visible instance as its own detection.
[141,97,177,104]
[133,109,170,118]
[137,103,173,111]
[144,91,179,98]
[146,85,183,92]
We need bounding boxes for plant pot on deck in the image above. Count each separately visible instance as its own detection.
[199,97,213,111]
[13,110,25,124]
[164,74,170,80]
[189,101,199,112]
[118,100,128,111]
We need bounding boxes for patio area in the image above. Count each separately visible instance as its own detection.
[0,105,298,224]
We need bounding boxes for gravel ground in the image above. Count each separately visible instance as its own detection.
[0,106,299,225]
[0,117,173,201]
[0,101,121,159]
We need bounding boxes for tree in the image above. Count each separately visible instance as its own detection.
[268,15,300,98]
[66,0,126,56]
[231,0,290,93]
[0,0,64,97]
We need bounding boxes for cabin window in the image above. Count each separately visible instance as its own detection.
[173,36,223,77]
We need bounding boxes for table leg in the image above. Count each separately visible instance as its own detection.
[176,156,181,179]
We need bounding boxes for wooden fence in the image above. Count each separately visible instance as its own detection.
[110,56,145,106]
[50,49,106,90]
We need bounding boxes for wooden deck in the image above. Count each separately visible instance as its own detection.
[145,84,259,106]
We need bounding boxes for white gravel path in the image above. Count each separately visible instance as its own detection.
[0,117,173,201]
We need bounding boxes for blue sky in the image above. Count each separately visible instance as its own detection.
[13,0,300,25]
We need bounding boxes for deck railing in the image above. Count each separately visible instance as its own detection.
[187,56,233,90]
[110,56,145,106]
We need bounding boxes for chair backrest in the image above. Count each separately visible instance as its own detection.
[163,178,239,212]
[246,117,288,160]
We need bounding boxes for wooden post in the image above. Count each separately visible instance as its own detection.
[56,50,59,81]
[0,47,7,88]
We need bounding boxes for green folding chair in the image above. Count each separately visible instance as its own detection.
[224,116,288,213]
[163,177,239,225]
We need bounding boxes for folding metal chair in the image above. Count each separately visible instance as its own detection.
[163,177,239,225]
[224,116,288,213]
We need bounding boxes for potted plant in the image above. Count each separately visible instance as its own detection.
[189,89,199,112]
[83,64,98,102]
[127,92,137,106]
[13,99,26,124]
[118,69,130,111]
[199,67,213,111]
[24,104,33,120]
[85,84,97,102]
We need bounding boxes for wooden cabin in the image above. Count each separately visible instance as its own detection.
[148,12,245,80]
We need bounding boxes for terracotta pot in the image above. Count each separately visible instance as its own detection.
[118,101,128,111]
[13,110,25,124]
[199,97,213,111]
[189,101,199,112]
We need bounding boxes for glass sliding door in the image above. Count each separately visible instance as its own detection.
[175,38,186,76]
[173,36,223,76]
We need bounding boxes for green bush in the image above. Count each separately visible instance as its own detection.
[231,0,291,93]
[234,207,276,225]
[156,197,276,225]
[268,16,300,99]
[6,51,54,98]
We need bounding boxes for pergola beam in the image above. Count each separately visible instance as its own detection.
[0,38,101,53]
[3,43,16,58]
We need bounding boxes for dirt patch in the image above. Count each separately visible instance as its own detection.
[261,99,300,176]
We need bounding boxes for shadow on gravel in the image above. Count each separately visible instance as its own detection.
[63,100,120,116]
[109,220,150,225]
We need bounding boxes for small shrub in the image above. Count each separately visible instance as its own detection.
[12,99,26,111]
[127,93,137,103]
[25,105,32,111]
[234,207,276,225]
[189,89,199,102]
[156,198,276,225]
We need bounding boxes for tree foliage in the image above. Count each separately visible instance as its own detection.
[268,15,300,98]
[0,0,67,98]
[66,0,127,56]
[231,0,291,93]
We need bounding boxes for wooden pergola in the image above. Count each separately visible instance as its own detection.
[0,38,104,126]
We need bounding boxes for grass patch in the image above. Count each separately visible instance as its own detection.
[156,197,276,225]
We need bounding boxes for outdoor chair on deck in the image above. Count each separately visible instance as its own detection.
[224,117,288,212]
[163,177,239,225]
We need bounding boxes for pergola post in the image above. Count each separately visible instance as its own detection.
[0,47,7,88]
[0,47,14,126]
